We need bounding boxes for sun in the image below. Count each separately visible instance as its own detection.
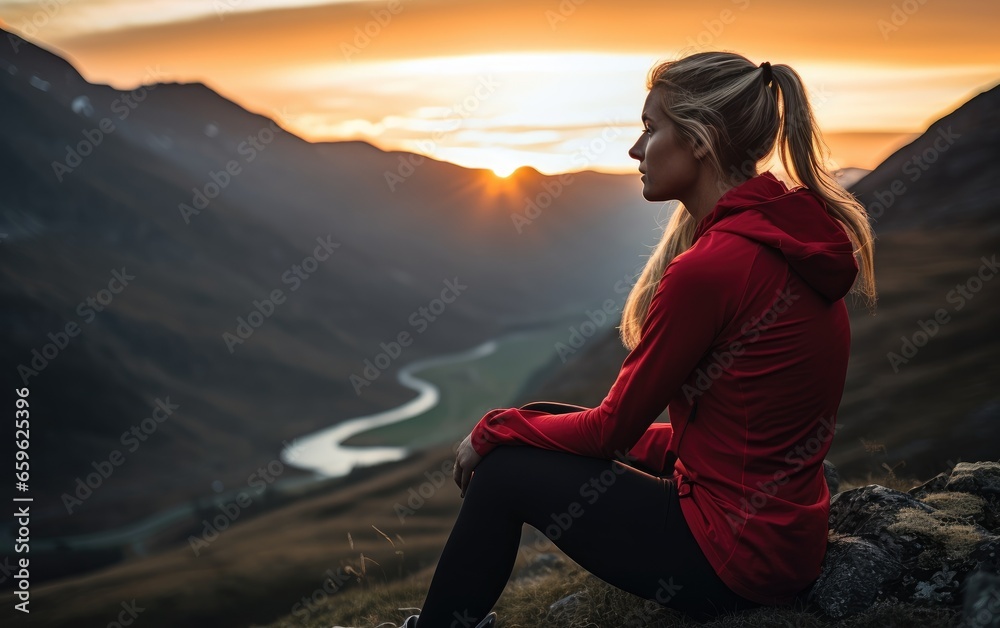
[487,152,528,178]
[491,162,521,178]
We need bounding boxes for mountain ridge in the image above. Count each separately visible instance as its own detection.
[849,81,1000,231]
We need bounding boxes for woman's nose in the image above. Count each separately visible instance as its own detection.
[628,135,644,161]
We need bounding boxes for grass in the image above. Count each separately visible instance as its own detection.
[254,466,968,628]
[255,542,962,628]
[835,467,922,494]
[341,325,583,449]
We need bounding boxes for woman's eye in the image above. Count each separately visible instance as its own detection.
[643,125,653,135]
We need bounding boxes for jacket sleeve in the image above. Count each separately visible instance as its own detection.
[495,401,672,473]
[628,422,675,475]
[470,250,734,464]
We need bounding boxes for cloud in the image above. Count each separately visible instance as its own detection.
[4,0,997,173]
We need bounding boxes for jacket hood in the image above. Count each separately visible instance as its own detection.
[692,172,859,302]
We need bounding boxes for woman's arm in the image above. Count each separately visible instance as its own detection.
[470,251,735,464]
[627,422,675,475]
[511,401,675,475]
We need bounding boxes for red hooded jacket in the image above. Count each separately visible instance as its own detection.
[470,172,859,606]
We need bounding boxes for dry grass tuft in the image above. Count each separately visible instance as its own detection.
[921,491,987,521]
[888,506,984,568]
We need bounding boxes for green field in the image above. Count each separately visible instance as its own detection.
[340,325,578,449]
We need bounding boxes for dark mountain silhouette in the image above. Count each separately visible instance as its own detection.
[0,26,662,546]
[850,82,1000,231]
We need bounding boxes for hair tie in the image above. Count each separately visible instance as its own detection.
[760,61,772,85]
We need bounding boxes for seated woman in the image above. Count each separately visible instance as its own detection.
[399,50,876,628]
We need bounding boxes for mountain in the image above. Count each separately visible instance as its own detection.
[0,26,662,548]
[849,83,1000,231]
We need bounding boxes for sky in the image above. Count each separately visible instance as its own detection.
[1,0,998,176]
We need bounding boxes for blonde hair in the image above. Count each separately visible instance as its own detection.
[618,52,877,351]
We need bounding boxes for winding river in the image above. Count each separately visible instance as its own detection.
[279,338,500,477]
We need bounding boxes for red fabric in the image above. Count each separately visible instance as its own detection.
[470,172,858,605]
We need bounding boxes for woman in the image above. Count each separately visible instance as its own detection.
[400,51,877,627]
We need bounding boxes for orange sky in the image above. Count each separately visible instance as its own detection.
[1,0,997,174]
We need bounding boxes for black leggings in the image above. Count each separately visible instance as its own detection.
[416,445,763,627]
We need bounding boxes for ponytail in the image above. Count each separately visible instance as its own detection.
[770,63,877,310]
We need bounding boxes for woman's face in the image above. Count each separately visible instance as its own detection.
[628,88,703,202]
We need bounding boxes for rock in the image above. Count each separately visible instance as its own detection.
[807,534,902,618]
[909,471,951,500]
[910,567,960,604]
[527,463,1000,624]
[548,591,587,618]
[830,484,936,522]
[961,570,1000,628]
[824,459,840,495]
[946,462,1000,534]
[829,484,935,541]
[969,537,1000,574]
[946,462,1000,504]
[808,466,1000,620]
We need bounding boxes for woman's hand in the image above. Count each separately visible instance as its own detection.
[454,433,483,498]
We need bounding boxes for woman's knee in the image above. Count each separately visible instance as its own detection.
[470,445,522,488]
[469,445,554,496]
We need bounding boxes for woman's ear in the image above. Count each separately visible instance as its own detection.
[692,140,708,160]
[692,126,720,160]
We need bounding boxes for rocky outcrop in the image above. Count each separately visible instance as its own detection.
[807,461,1000,619]
[535,462,1000,625]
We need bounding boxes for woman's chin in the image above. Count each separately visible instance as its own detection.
[641,185,666,202]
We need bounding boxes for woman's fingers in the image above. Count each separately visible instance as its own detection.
[453,434,480,497]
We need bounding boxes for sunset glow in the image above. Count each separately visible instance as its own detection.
[2,0,997,174]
